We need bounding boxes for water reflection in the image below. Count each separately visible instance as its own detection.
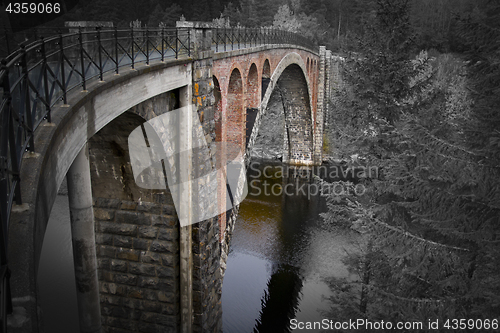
[37,194,79,332]
[254,264,302,332]
[222,160,359,332]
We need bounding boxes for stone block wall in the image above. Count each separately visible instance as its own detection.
[88,97,184,332]
[277,65,313,164]
[251,91,286,160]
[94,196,180,333]
[191,45,223,333]
[191,218,222,332]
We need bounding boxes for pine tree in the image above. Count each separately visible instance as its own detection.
[147,4,165,28]
[453,0,500,317]
[323,0,500,323]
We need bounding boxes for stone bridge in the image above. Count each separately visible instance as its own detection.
[1,23,340,332]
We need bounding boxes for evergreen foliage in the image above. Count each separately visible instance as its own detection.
[322,0,500,324]
[4,0,498,325]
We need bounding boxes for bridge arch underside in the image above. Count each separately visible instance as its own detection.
[89,107,183,332]
[253,63,314,165]
[213,48,320,166]
[7,61,222,333]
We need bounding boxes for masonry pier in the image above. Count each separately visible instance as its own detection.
[66,143,102,333]
[3,23,342,332]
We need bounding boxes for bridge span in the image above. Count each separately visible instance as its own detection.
[0,22,340,332]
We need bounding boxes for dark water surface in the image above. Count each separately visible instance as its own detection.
[222,161,359,332]
[37,194,79,332]
[37,161,359,332]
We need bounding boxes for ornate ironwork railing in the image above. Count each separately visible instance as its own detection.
[0,26,192,331]
[0,25,316,331]
[212,27,316,52]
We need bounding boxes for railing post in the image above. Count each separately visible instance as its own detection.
[40,37,51,123]
[58,33,68,104]
[230,28,233,51]
[175,28,179,59]
[146,28,149,65]
[187,28,191,58]
[0,60,20,206]
[96,27,103,81]
[161,27,165,61]
[79,28,86,91]
[3,25,10,55]
[215,28,218,52]
[8,103,21,206]
[0,61,12,208]
[114,27,119,74]
[20,44,35,152]
[130,26,135,69]
[238,28,240,50]
[0,59,14,330]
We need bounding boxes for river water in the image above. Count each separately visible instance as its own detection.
[222,160,360,332]
[37,193,80,332]
[37,160,359,332]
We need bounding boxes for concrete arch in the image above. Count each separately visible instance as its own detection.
[9,61,192,332]
[248,52,315,165]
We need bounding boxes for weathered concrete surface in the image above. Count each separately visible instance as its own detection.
[8,59,192,333]
[67,143,102,333]
[6,37,340,332]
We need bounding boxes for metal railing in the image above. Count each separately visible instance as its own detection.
[212,27,316,52]
[0,25,316,331]
[0,26,192,332]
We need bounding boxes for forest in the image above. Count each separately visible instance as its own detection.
[319,0,500,328]
[1,0,481,53]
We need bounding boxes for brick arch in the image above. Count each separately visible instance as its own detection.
[227,68,245,151]
[261,59,271,101]
[247,52,315,165]
[246,63,259,109]
[262,59,271,79]
[213,75,223,142]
